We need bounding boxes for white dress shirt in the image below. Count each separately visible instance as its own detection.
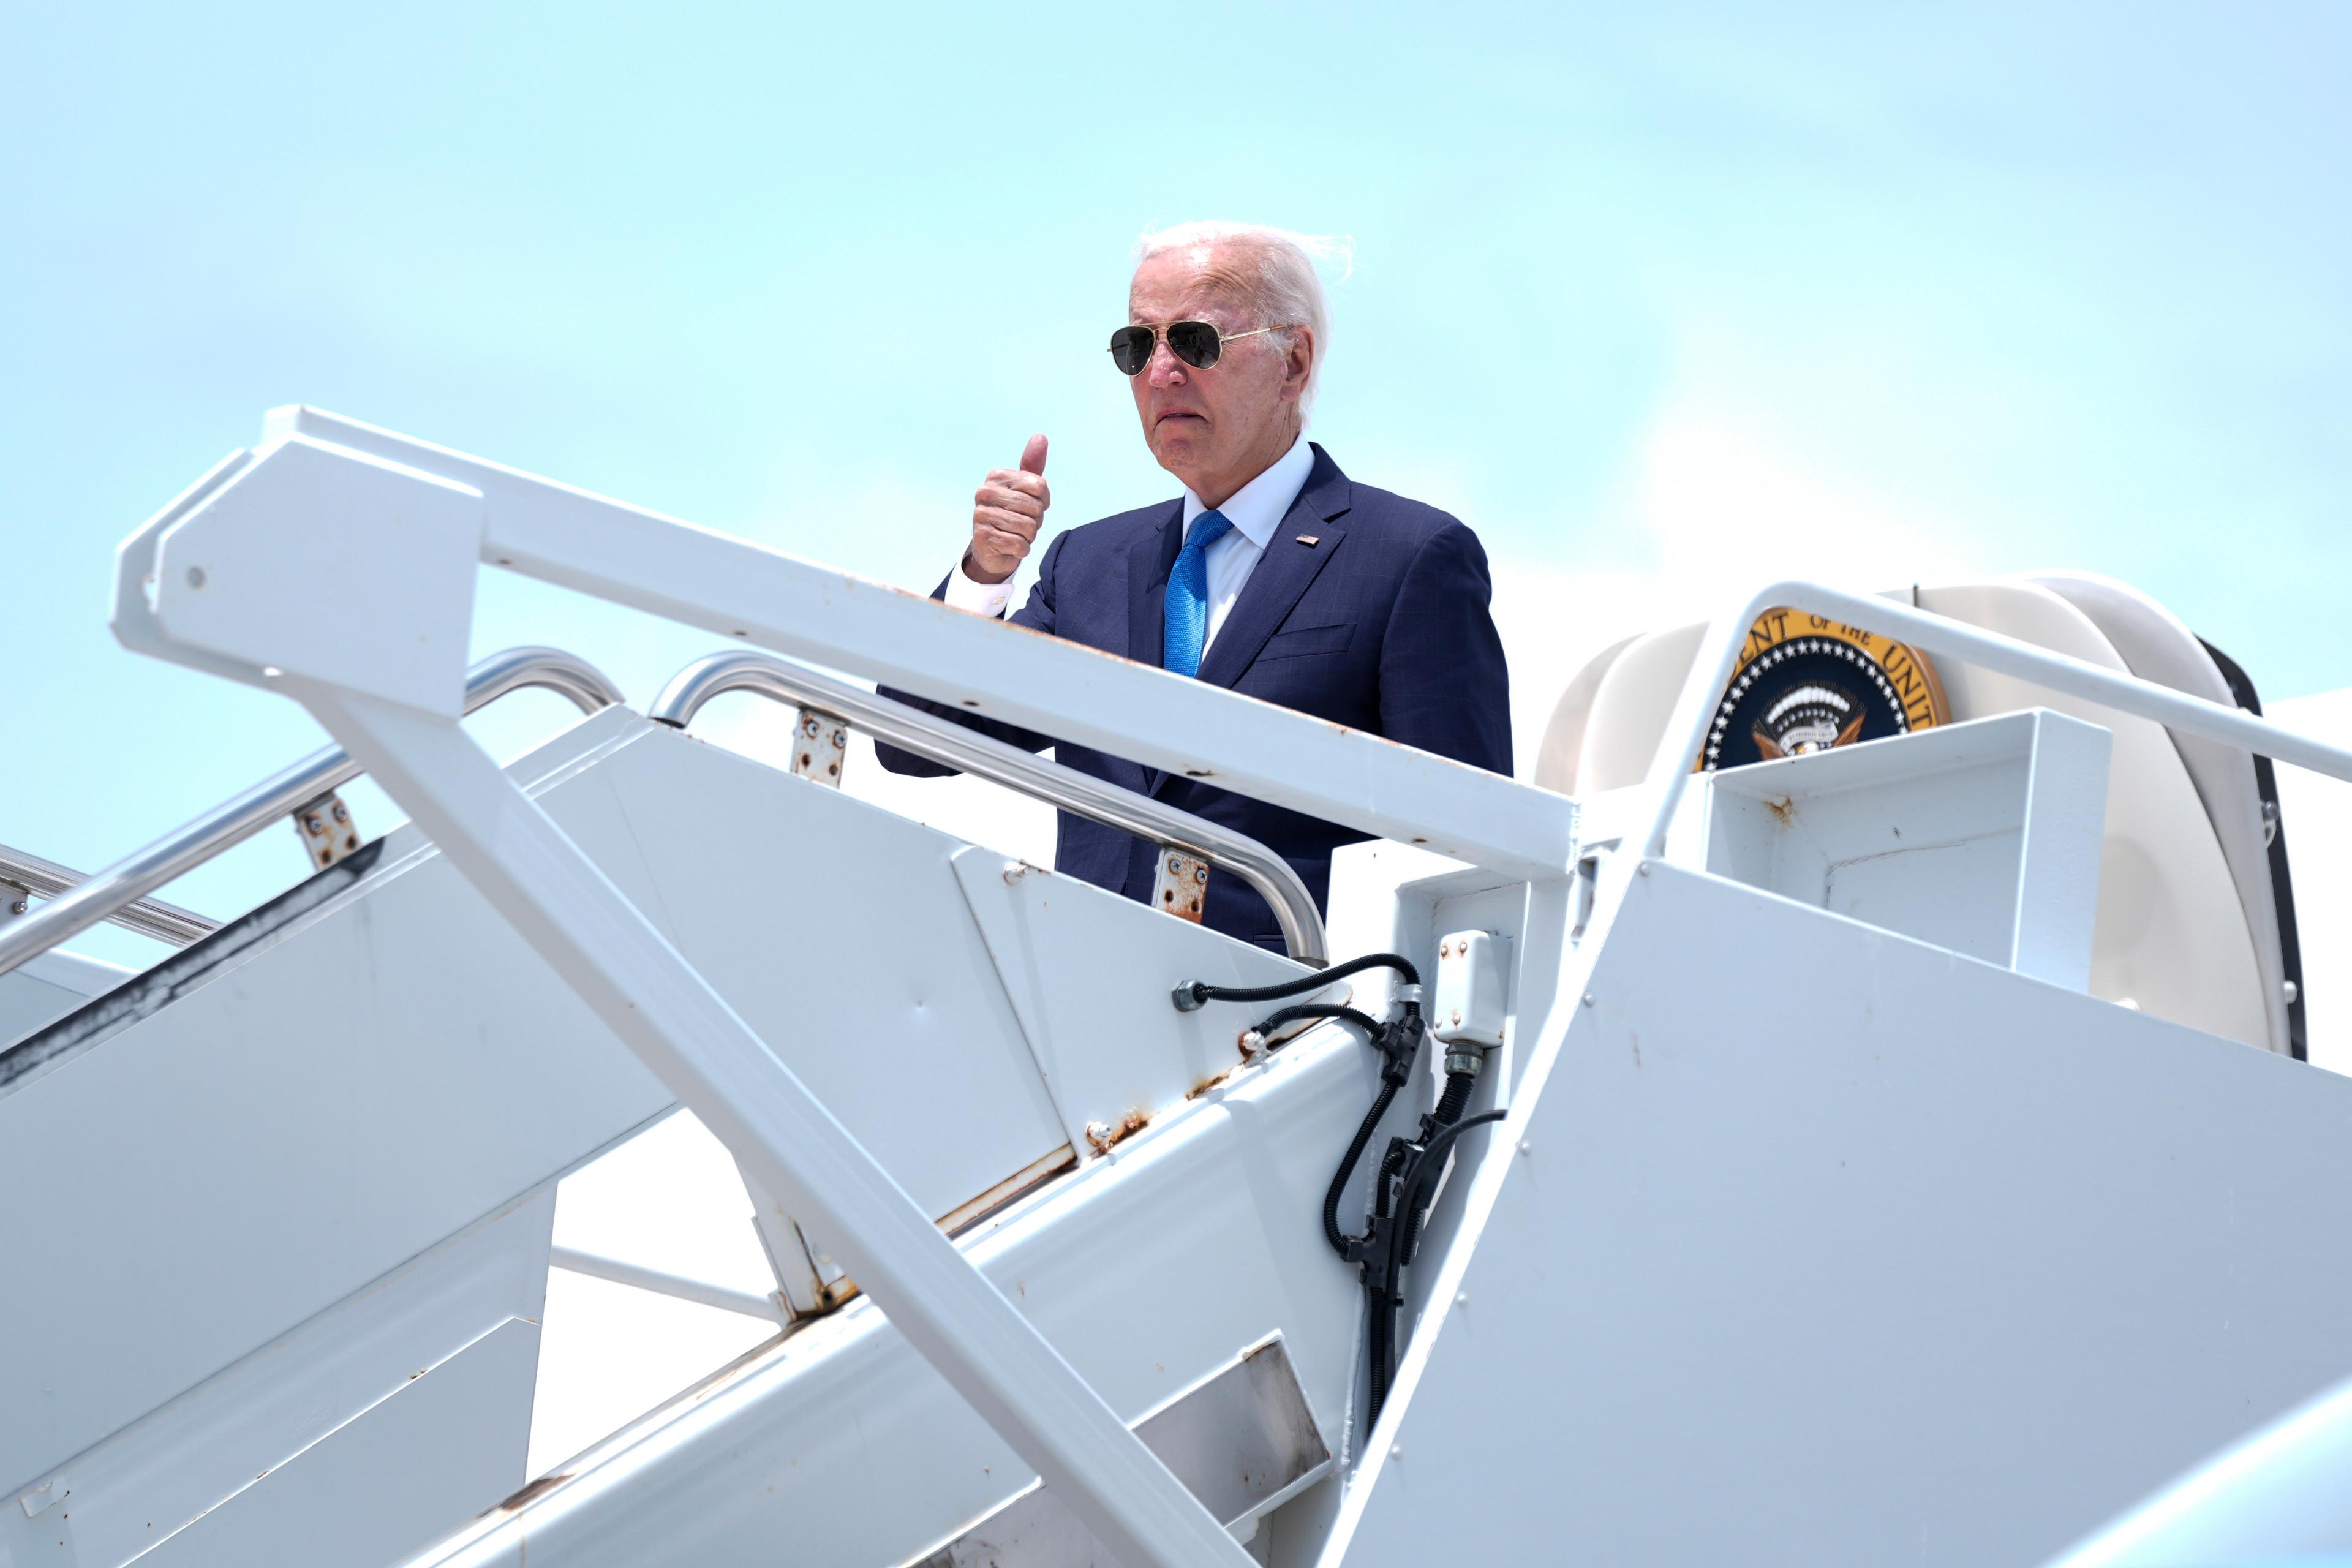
[944,432,1316,655]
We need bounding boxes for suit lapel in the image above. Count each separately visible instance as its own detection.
[1129,503,1186,794]
[1193,445,1353,692]
[1128,502,1185,666]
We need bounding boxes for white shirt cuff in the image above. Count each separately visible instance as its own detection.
[943,557,1015,619]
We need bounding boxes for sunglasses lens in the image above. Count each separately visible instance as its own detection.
[1167,320,1223,369]
[1109,326,1153,376]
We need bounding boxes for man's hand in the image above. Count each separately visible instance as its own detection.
[965,434,1050,585]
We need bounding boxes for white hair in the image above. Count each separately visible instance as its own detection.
[1133,221,1354,408]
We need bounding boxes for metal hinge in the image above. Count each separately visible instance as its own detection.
[1153,848,1210,923]
[293,791,362,869]
[792,709,850,787]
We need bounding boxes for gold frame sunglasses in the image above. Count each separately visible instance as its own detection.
[1109,320,1293,376]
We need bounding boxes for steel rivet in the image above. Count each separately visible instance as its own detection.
[184,565,206,589]
[1517,1140,1533,1156]
[1455,1291,1470,1308]
[1581,992,1596,1008]
[1637,861,1652,876]
[1390,1444,1404,1461]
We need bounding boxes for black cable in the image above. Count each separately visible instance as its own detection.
[1431,1069,1474,1126]
[1254,1002,1383,1041]
[1390,1108,1506,1273]
[1322,1079,1400,1255]
[1172,951,1420,1012]
[1365,1105,1507,1425]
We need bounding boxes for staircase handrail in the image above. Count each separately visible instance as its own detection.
[649,649,1329,965]
[0,646,624,979]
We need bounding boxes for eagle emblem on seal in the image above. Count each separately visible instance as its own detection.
[1698,608,1950,772]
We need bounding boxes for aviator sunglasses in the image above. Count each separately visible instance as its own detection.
[1109,320,1292,376]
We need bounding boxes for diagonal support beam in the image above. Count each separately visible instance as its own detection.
[299,685,1251,1568]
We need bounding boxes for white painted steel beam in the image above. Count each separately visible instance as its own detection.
[260,406,1574,880]
[292,685,1250,1568]
[110,428,1254,1567]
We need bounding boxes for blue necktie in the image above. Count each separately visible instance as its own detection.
[1163,509,1234,679]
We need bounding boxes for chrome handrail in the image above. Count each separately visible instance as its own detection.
[0,844,219,946]
[649,650,1330,966]
[0,646,625,980]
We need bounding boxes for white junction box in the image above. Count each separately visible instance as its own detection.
[1432,929,1510,1047]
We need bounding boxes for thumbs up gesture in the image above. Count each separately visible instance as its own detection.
[965,434,1050,585]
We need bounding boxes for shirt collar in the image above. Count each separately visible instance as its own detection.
[1181,431,1313,551]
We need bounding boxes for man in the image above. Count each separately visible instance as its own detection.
[878,222,1511,949]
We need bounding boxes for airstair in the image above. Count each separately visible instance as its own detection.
[9,407,2352,1567]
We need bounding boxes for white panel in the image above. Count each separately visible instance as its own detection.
[9,1193,551,1568]
[1702,710,2109,988]
[397,1031,1376,1568]
[950,846,1306,1158]
[1341,864,2352,1568]
[141,1317,541,1568]
[570,733,1072,1219]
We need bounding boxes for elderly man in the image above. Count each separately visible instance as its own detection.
[878,222,1511,950]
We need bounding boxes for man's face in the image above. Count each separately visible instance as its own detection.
[1127,244,1312,502]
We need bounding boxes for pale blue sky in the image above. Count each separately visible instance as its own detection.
[6,2,2347,961]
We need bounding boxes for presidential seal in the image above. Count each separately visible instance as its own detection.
[1698,608,1950,772]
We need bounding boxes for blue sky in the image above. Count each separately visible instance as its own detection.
[5,2,2347,961]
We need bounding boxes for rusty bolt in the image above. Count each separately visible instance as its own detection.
[331,801,350,823]
[1193,865,1207,883]
[1440,940,1452,958]
[303,815,323,834]
[1451,1009,1462,1027]
[1167,855,1182,872]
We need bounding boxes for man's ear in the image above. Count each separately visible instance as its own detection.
[1280,327,1316,402]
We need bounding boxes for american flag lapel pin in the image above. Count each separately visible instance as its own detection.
[1296,533,1320,546]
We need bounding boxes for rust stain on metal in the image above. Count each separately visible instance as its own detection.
[938,1144,1079,1237]
[1153,850,1210,923]
[1187,1065,1240,1100]
[499,1474,571,1513]
[797,1144,1082,1315]
[1085,1109,1150,1155]
[1765,795,1797,826]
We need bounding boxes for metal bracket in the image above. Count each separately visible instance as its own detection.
[292,791,362,869]
[791,709,850,787]
[1153,849,1210,924]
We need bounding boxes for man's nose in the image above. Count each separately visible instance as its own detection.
[1145,337,1188,386]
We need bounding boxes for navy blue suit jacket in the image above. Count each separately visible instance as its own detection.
[877,444,1512,949]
